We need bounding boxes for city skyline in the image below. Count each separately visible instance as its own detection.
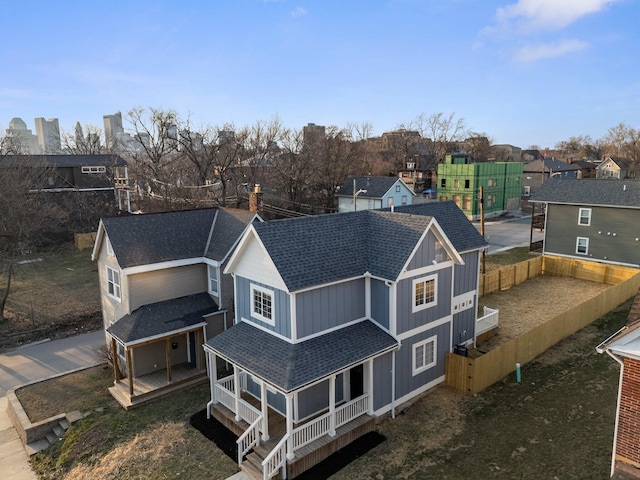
[1,0,638,149]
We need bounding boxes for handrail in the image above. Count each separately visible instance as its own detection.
[335,394,369,428]
[237,416,262,466]
[476,307,499,335]
[292,411,331,450]
[262,434,289,480]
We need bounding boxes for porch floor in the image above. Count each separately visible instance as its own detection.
[109,362,207,409]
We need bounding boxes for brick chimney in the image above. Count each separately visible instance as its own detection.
[249,184,263,213]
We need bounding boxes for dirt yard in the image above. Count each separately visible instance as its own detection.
[476,274,611,352]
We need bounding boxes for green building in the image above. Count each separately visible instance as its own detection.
[437,154,523,220]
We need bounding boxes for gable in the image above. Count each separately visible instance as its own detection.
[400,220,462,275]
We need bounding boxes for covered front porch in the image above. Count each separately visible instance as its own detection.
[204,320,398,479]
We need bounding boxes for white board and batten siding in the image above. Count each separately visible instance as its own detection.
[231,233,287,292]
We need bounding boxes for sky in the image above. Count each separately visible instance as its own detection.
[1,0,638,149]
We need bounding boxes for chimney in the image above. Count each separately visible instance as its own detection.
[249,184,263,213]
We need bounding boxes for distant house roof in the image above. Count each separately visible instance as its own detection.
[529,178,640,208]
[0,154,127,168]
[389,201,488,253]
[107,293,218,346]
[571,160,597,170]
[98,207,258,269]
[523,158,580,173]
[597,156,633,170]
[205,320,398,393]
[337,176,413,199]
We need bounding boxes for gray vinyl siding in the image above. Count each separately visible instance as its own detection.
[132,332,188,376]
[452,308,475,345]
[128,264,207,312]
[295,278,366,338]
[405,230,440,271]
[396,267,452,335]
[395,322,449,400]
[245,376,287,415]
[97,237,128,328]
[370,279,389,329]
[454,252,479,296]
[373,353,393,411]
[236,276,291,338]
[545,204,640,266]
[297,380,329,420]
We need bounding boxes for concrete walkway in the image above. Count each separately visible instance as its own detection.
[0,396,37,479]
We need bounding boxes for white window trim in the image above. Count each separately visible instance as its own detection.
[412,274,438,313]
[208,265,220,296]
[81,165,106,174]
[576,237,589,255]
[578,208,591,226]
[250,283,275,326]
[412,335,437,375]
[523,186,531,197]
[106,266,121,302]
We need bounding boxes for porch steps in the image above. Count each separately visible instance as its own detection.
[26,419,71,455]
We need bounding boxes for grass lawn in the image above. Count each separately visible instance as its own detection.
[484,246,538,272]
[24,301,627,479]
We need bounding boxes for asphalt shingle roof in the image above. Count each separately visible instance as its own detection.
[252,210,433,291]
[337,176,406,199]
[529,178,640,208]
[389,201,488,253]
[102,207,255,269]
[1,154,127,167]
[107,293,218,345]
[205,320,398,393]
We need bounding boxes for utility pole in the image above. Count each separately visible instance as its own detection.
[480,185,486,274]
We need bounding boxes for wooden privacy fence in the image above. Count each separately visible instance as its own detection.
[480,256,542,296]
[448,257,640,395]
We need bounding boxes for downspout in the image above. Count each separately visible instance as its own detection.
[607,350,625,478]
[391,350,396,419]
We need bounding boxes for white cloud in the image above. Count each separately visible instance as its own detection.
[513,38,589,62]
[497,0,622,30]
[291,6,307,18]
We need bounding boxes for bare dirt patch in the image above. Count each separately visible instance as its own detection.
[476,274,611,351]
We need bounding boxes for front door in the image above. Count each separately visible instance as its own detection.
[349,364,364,399]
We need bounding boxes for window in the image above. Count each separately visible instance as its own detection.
[487,178,494,187]
[402,195,408,205]
[81,166,106,174]
[578,208,591,226]
[441,178,446,188]
[395,185,401,192]
[576,237,589,255]
[454,179,460,188]
[453,194,461,208]
[412,275,437,312]
[208,266,219,296]
[387,197,393,207]
[251,284,274,325]
[464,179,470,189]
[106,267,121,301]
[523,186,531,196]
[462,195,471,210]
[413,336,437,375]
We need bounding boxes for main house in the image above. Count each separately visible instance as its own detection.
[91,207,260,408]
[204,201,487,478]
[336,176,415,212]
[529,178,640,268]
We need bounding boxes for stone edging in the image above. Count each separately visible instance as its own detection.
[6,363,103,446]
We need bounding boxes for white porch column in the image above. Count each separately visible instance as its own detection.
[286,394,295,460]
[367,358,374,415]
[233,365,241,421]
[261,381,270,441]
[329,375,336,436]
[210,353,218,404]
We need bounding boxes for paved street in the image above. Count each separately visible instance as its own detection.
[475,216,543,254]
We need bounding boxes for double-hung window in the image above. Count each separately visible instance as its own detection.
[208,266,219,296]
[251,284,275,325]
[413,275,437,313]
[578,208,591,226]
[106,267,121,301]
[576,237,589,255]
[413,336,437,375]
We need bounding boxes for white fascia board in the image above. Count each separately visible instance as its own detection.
[123,321,208,347]
[223,224,256,275]
[122,257,206,275]
[216,213,263,266]
[395,178,416,196]
[91,219,105,261]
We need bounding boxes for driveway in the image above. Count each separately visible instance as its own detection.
[476,216,543,254]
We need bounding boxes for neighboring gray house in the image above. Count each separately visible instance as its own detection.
[91,207,260,408]
[529,178,640,267]
[336,176,415,212]
[522,157,580,198]
[204,201,487,478]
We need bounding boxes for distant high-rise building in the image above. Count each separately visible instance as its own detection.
[103,112,125,150]
[303,123,326,148]
[34,117,61,154]
[5,117,41,154]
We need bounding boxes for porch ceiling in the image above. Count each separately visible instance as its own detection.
[108,292,218,346]
[205,320,398,393]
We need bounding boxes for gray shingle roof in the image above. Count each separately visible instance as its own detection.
[389,201,488,253]
[205,320,398,393]
[107,293,218,345]
[1,154,127,167]
[102,207,256,269]
[529,178,640,208]
[337,176,407,199]
[252,210,433,291]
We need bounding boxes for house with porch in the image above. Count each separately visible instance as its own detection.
[91,207,260,408]
[336,176,414,212]
[204,201,487,478]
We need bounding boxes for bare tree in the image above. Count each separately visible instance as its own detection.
[409,112,468,164]
[238,117,283,191]
[61,122,105,154]
[271,128,312,205]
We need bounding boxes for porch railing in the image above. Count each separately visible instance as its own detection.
[262,434,289,480]
[214,375,261,425]
[335,394,369,428]
[237,416,262,466]
[476,307,499,336]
